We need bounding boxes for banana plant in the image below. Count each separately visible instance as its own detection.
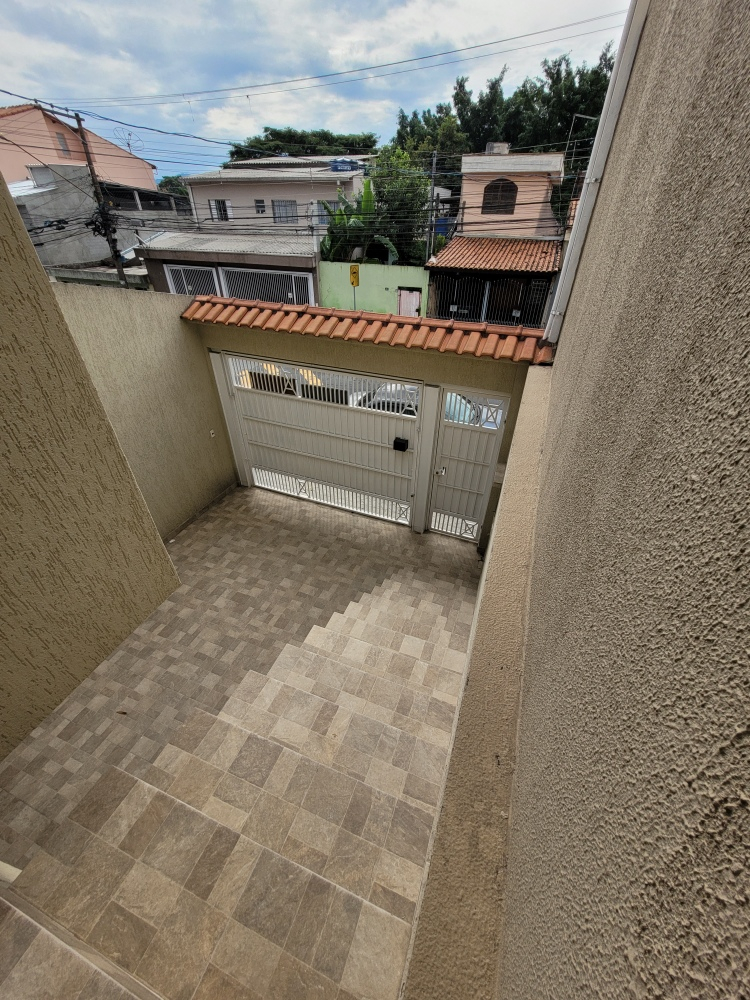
[320,179,398,263]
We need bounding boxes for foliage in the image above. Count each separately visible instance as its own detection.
[394,44,615,156]
[227,127,378,160]
[370,146,429,265]
[157,175,188,196]
[321,148,428,266]
[319,179,398,264]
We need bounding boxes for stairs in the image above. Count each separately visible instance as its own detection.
[1,567,476,1000]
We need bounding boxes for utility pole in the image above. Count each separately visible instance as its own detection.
[425,149,437,262]
[74,112,128,287]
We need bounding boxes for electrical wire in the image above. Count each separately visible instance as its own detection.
[51,12,626,106]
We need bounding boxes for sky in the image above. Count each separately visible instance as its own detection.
[0,0,626,178]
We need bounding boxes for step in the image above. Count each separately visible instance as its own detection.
[0,891,163,1000]
[9,764,414,1000]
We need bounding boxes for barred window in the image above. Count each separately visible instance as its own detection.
[481,178,517,215]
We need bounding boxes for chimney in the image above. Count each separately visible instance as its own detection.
[485,142,511,155]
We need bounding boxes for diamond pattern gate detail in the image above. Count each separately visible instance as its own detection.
[429,388,508,541]
[220,354,421,526]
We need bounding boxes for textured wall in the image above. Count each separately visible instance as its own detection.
[318,262,430,316]
[55,285,237,538]
[501,0,750,995]
[403,367,552,1000]
[0,176,178,759]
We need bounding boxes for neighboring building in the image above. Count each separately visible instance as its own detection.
[185,155,366,231]
[426,236,561,327]
[136,230,319,304]
[0,103,158,189]
[318,261,430,316]
[425,146,566,327]
[10,163,191,268]
[459,145,565,239]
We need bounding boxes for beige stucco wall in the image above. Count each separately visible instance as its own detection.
[461,173,558,238]
[499,0,750,995]
[403,365,552,1000]
[197,323,529,466]
[190,175,358,228]
[55,285,237,539]
[0,176,178,759]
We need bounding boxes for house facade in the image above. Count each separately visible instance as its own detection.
[10,164,191,268]
[0,104,158,189]
[426,147,566,328]
[137,230,320,304]
[459,146,564,239]
[185,156,365,230]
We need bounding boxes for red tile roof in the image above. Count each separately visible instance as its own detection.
[0,104,36,118]
[182,297,554,365]
[428,236,562,273]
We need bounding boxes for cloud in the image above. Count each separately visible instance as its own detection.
[0,0,623,175]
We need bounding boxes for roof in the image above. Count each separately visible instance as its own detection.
[226,156,365,168]
[428,236,562,273]
[462,152,564,178]
[181,296,553,365]
[140,231,316,257]
[0,103,37,118]
[8,178,56,197]
[185,167,362,183]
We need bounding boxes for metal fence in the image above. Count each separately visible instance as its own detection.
[427,272,553,327]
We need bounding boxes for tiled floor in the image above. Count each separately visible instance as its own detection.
[0,488,481,1000]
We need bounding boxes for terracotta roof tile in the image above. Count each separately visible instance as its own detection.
[428,236,562,273]
[181,296,554,365]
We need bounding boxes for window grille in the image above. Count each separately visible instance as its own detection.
[428,272,551,328]
[255,199,266,215]
[481,178,517,215]
[165,265,220,296]
[220,267,312,305]
[314,201,331,224]
[272,199,298,223]
[208,199,233,221]
[226,355,420,417]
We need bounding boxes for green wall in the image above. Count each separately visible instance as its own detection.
[319,261,430,316]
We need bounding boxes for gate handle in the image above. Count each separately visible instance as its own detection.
[435,467,447,476]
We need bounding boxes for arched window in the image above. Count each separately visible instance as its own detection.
[481,178,518,215]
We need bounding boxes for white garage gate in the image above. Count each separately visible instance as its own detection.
[211,351,508,541]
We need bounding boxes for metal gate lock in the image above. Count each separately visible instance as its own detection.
[393,437,409,452]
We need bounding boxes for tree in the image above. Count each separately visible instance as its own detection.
[370,146,429,266]
[227,127,378,161]
[392,45,615,156]
[320,148,429,265]
[452,71,507,151]
[157,175,188,196]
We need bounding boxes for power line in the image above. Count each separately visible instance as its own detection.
[50,12,626,106]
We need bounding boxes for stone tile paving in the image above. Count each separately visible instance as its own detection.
[0,487,481,1000]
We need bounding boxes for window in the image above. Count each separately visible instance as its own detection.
[272,199,298,223]
[314,201,331,225]
[255,199,266,215]
[208,198,232,221]
[165,265,221,296]
[481,178,517,215]
[55,132,71,158]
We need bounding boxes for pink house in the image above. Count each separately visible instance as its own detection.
[0,104,157,190]
[459,145,564,239]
